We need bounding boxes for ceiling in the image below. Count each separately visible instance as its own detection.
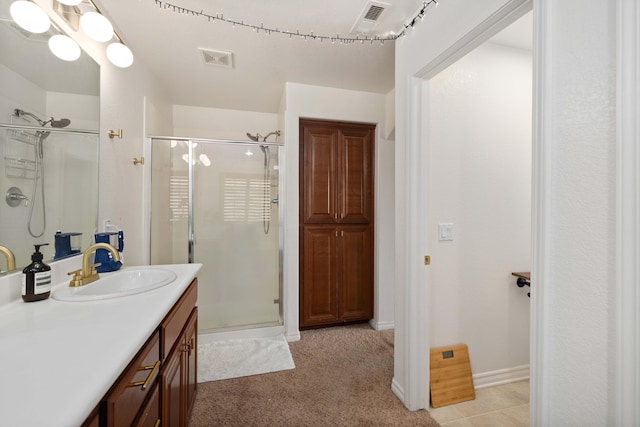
[2,0,532,115]
[98,0,423,113]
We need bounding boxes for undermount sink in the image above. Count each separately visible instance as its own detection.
[52,268,177,302]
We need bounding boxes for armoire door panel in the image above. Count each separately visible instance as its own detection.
[340,226,373,321]
[301,127,339,223]
[300,226,339,326]
[339,128,373,224]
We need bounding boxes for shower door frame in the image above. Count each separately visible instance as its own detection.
[144,136,285,330]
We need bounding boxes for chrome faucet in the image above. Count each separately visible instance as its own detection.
[0,246,16,272]
[68,243,120,287]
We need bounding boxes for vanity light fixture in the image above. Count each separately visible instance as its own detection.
[79,10,113,42]
[10,1,51,33]
[53,0,135,68]
[48,34,81,61]
[106,40,134,68]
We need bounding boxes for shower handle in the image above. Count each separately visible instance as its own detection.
[6,187,29,207]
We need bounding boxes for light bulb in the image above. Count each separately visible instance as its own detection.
[57,0,83,5]
[106,42,134,68]
[48,34,81,61]
[10,1,51,34]
[80,11,113,42]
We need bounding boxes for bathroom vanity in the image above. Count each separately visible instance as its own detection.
[0,263,201,427]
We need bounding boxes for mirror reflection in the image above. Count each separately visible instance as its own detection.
[0,0,100,272]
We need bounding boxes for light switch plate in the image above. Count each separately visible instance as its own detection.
[438,223,454,241]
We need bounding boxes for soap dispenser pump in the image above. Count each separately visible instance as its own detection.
[22,243,51,302]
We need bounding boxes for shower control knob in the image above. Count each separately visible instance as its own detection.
[5,187,28,207]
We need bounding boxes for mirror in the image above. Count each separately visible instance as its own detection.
[0,0,100,272]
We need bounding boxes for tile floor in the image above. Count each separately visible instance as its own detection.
[429,380,530,426]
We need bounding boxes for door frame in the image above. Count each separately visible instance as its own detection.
[395,0,532,412]
[400,0,640,424]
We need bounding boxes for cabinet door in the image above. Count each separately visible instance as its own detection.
[338,127,373,224]
[340,225,373,321]
[162,347,182,427]
[300,226,340,326]
[184,309,198,422]
[301,125,339,223]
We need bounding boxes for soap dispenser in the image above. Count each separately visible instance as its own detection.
[22,243,51,302]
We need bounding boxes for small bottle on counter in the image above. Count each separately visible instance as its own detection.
[22,243,51,302]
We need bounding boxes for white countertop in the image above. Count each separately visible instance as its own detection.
[0,263,202,427]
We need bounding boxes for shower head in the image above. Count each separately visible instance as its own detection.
[49,118,71,128]
[246,132,260,142]
[13,109,71,128]
[262,130,281,142]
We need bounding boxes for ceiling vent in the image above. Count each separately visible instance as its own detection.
[198,48,234,69]
[351,1,391,35]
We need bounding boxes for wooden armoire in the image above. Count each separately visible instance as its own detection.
[299,119,374,329]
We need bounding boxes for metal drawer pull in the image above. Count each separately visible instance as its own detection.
[153,419,161,427]
[127,360,160,390]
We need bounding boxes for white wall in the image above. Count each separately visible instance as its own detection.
[281,82,396,341]
[396,0,630,424]
[98,62,173,266]
[393,0,525,409]
[173,105,278,140]
[429,42,531,382]
[532,1,617,425]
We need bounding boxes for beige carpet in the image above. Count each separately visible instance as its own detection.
[189,323,440,426]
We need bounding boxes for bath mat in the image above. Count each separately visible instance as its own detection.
[197,334,295,382]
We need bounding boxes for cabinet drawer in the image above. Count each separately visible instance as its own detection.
[134,382,160,427]
[161,278,198,359]
[103,331,161,427]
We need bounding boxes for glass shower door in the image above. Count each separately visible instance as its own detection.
[150,138,282,332]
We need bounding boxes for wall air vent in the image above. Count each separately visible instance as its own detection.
[351,1,391,35]
[198,48,234,69]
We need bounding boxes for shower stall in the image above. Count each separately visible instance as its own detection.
[148,137,283,333]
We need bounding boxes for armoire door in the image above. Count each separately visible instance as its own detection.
[338,127,373,224]
[339,225,373,321]
[300,225,340,326]
[301,126,339,224]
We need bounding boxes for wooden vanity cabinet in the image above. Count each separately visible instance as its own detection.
[88,278,198,427]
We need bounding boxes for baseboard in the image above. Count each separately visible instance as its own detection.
[473,365,530,389]
[391,377,405,402]
[286,330,301,342]
[369,319,395,331]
